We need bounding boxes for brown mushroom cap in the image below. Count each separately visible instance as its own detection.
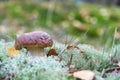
[15,31,53,50]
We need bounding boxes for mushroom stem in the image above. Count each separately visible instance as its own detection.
[26,47,46,57]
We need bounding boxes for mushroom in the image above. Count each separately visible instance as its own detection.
[15,31,53,56]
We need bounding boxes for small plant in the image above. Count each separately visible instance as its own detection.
[0,50,70,80]
[0,40,70,80]
[0,40,119,80]
[51,41,111,71]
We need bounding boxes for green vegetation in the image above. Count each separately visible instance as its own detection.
[0,1,120,80]
[0,40,120,80]
[0,2,120,47]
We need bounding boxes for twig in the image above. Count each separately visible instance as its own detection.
[67,54,73,70]
[101,66,120,78]
[105,67,120,73]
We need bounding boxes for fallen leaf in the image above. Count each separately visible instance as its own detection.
[47,48,63,62]
[7,46,20,57]
[67,45,85,54]
[47,49,59,57]
[67,45,74,50]
[72,70,96,80]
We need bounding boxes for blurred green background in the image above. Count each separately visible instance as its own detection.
[0,0,120,48]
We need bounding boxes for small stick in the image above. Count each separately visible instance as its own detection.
[105,67,120,73]
[67,54,73,70]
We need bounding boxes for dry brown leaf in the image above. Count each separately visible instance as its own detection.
[67,45,74,50]
[47,48,59,57]
[47,48,63,62]
[67,45,85,54]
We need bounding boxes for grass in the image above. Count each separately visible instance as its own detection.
[0,39,120,80]
[0,1,120,80]
[0,1,120,47]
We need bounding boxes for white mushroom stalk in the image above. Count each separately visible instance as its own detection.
[27,47,45,56]
[15,31,53,57]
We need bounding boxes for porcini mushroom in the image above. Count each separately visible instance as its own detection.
[15,31,53,56]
